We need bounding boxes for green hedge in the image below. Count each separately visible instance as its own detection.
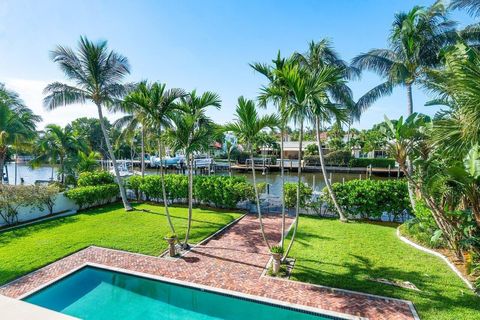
[321,179,410,220]
[304,154,395,168]
[283,182,312,209]
[348,158,396,168]
[137,174,254,209]
[65,184,119,209]
[77,171,115,187]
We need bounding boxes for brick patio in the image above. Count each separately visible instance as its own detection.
[0,215,417,320]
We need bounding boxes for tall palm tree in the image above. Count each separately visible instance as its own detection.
[352,1,455,116]
[294,40,355,223]
[276,62,349,259]
[44,36,133,210]
[251,52,290,249]
[122,81,186,234]
[167,90,220,248]
[32,124,85,184]
[0,84,40,184]
[115,85,156,177]
[225,97,278,250]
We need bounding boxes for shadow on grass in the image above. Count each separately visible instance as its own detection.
[293,249,480,318]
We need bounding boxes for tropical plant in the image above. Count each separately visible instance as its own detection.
[352,1,455,116]
[43,36,133,210]
[0,185,39,225]
[166,90,221,247]
[76,151,101,173]
[31,124,85,184]
[225,97,278,250]
[0,84,40,184]
[252,52,290,249]
[123,81,186,234]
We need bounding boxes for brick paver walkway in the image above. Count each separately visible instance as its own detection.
[0,215,417,320]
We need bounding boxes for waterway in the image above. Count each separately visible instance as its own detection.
[4,163,386,197]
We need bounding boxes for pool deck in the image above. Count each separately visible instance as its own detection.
[0,215,417,320]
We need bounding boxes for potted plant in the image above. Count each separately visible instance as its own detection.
[164,233,177,257]
[270,245,284,274]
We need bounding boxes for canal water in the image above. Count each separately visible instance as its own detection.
[4,163,386,197]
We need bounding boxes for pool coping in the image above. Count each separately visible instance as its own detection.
[18,261,366,320]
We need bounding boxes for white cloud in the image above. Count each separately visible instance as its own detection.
[2,78,122,129]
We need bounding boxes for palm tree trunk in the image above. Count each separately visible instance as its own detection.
[158,131,176,235]
[141,125,145,177]
[315,117,348,222]
[95,103,132,211]
[283,120,303,260]
[251,147,271,250]
[60,157,65,184]
[0,151,5,185]
[184,154,194,247]
[406,83,413,116]
[280,128,286,249]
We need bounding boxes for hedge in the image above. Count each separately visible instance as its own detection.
[348,158,396,168]
[283,182,312,209]
[321,179,410,220]
[65,184,119,209]
[304,155,396,168]
[136,174,254,209]
[77,171,115,187]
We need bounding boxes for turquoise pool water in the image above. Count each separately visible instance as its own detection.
[24,266,340,320]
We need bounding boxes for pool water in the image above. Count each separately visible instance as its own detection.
[24,266,340,320]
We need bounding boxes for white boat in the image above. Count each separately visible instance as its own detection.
[109,160,133,177]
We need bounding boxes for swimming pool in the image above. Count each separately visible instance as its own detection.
[23,266,346,320]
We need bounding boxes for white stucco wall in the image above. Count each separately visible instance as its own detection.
[0,192,79,227]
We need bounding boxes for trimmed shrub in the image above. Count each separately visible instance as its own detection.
[321,179,410,220]
[65,184,119,209]
[348,158,395,168]
[138,174,254,209]
[126,175,143,201]
[77,171,115,187]
[304,150,351,166]
[284,182,312,209]
[194,175,254,208]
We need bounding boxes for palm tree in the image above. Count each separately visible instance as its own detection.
[44,36,133,210]
[0,84,41,184]
[122,81,186,234]
[251,52,290,249]
[114,90,154,177]
[294,40,356,223]
[77,151,101,173]
[225,97,278,250]
[450,0,480,16]
[277,62,349,259]
[225,139,236,177]
[352,1,455,116]
[167,90,220,248]
[32,124,85,184]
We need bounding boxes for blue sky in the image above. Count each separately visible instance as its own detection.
[0,0,473,130]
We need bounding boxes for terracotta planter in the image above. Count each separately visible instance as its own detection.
[271,253,282,274]
[164,237,177,257]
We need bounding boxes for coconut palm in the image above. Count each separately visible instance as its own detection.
[352,1,455,116]
[0,84,40,184]
[225,139,236,177]
[44,36,133,210]
[225,97,278,250]
[122,81,186,234]
[450,0,480,17]
[166,90,220,248]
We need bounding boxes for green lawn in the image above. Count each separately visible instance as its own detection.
[286,216,480,320]
[0,203,241,286]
